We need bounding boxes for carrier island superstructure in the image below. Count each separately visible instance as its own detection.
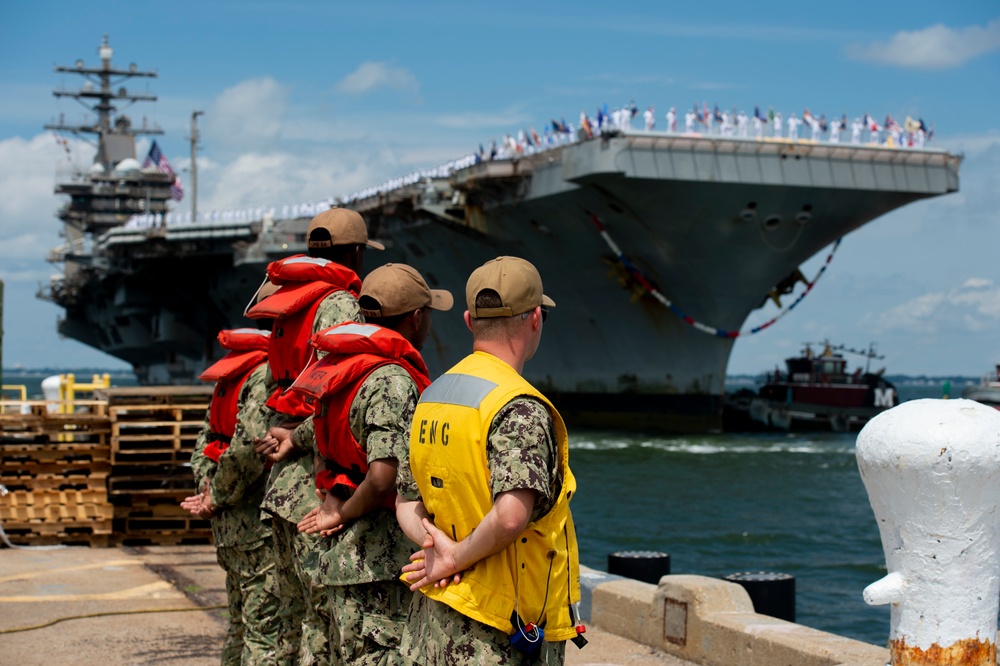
[40,38,962,431]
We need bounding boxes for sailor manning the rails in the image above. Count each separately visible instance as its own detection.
[396,256,585,665]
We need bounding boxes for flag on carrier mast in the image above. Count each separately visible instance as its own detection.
[142,140,184,201]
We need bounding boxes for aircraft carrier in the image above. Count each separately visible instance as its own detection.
[40,38,962,431]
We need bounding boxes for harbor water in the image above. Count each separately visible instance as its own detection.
[3,374,956,647]
[571,427,886,645]
[571,382,957,648]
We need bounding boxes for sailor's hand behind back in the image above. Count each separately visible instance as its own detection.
[180,486,215,519]
[254,428,296,462]
[298,494,348,537]
[402,517,463,591]
[253,434,278,457]
[180,493,203,516]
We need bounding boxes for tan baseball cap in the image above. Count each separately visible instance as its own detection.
[466,256,555,318]
[307,208,385,250]
[360,263,454,318]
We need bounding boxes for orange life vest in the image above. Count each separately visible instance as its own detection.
[245,255,361,418]
[290,323,430,504]
[198,328,271,462]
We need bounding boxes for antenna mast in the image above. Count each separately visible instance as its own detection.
[44,34,162,169]
[190,110,204,222]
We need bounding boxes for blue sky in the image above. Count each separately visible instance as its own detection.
[0,2,998,377]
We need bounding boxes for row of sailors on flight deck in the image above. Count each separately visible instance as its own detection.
[123,104,932,230]
[486,102,932,162]
[125,157,482,229]
[560,99,932,148]
[647,104,931,146]
[125,201,336,229]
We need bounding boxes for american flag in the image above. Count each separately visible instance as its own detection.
[142,141,184,201]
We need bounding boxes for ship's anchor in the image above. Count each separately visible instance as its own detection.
[586,211,842,338]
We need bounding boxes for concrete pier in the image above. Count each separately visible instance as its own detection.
[581,567,888,666]
[0,545,891,665]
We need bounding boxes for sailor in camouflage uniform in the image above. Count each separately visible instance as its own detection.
[291,264,453,665]
[184,322,281,664]
[397,256,585,666]
[249,208,382,665]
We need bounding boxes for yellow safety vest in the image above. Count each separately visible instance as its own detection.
[409,351,581,640]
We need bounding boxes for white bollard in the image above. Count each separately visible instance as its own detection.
[41,374,62,414]
[857,398,1000,665]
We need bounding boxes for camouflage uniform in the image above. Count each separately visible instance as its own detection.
[191,363,280,665]
[317,364,419,666]
[398,397,566,666]
[260,290,362,666]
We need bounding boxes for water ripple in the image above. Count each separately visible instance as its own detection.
[570,431,856,456]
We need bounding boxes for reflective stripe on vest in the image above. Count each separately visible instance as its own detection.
[319,322,380,339]
[284,256,329,267]
[418,373,498,409]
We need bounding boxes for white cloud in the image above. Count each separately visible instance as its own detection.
[336,62,419,96]
[964,277,994,289]
[207,78,290,149]
[942,130,1000,157]
[0,133,96,261]
[847,19,1000,70]
[199,150,380,211]
[864,278,1000,335]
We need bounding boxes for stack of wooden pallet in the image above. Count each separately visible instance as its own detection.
[0,401,114,546]
[101,386,214,545]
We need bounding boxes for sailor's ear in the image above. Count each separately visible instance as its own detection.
[463,311,474,332]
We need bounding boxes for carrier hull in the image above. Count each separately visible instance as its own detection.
[45,133,961,431]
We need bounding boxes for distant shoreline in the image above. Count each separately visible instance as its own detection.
[2,368,983,386]
[1,369,135,376]
[726,374,981,387]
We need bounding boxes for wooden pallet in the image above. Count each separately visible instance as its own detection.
[0,488,112,521]
[0,399,108,418]
[114,494,199,518]
[120,515,211,533]
[4,532,112,547]
[1,442,111,465]
[110,403,207,422]
[0,431,109,446]
[0,403,112,446]
[109,489,197,506]
[113,490,202,526]
[98,385,213,406]
[112,445,196,466]
[2,518,113,538]
[0,461,111,492]
[0,387,215,547]
[109,403,205,466]
[107,464,196,495]
[2,502,113,523]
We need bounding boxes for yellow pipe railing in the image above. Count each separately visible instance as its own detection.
[0,374,111,419]
[1,384,28,414]
[1,385,27,401]
[57,373,112,413]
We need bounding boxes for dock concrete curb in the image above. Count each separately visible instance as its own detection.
[580,566,889,666]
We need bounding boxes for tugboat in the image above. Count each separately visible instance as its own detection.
[744,342,898,432]
[962,364,1000,409]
